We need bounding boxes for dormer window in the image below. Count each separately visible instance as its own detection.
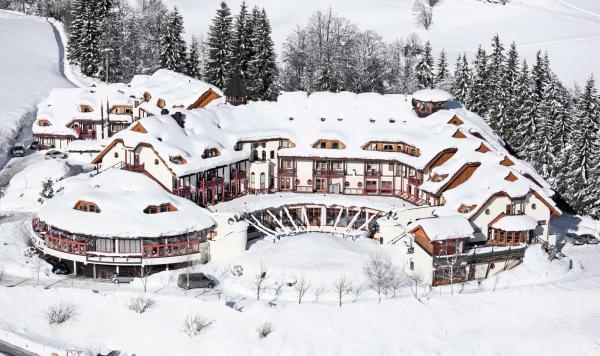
[79,105,94,113]
[143,92,152,102]
[201,148,221,159]
[143,203,178,214]
[170,155,187,165]
[313,139,346,149]
[73,200,101,213]
[457,204,476,214]
[500,156,515,167]
[37,119,52,127]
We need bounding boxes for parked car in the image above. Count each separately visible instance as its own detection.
[44,149,68,160]
[111,272,135,284]
[29,140,39,150]
[580,233,600,245]
[177,273,216,290]
[44,257,71,275]
[12,143,25,157]
[565,233,586,246]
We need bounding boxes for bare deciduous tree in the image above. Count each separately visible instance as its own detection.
[182,314,212,337]
[46,303,76,325]
[249,263,269,301]
[128,295,156,314]
[363,255,399,303]
[294,277,311,304]
[413,0,434,30]
[313,284,326,302]
[333,274,353,307]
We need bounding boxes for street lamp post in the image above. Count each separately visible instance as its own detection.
[102,48,114,84]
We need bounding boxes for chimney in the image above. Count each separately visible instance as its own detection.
[171,112,186,128]
[161,108,170,115]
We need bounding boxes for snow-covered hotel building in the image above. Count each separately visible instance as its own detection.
[32,71,560,284]
[32,70,222,150]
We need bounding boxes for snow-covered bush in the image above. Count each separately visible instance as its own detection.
[128,296,156,314]
[257,321,273,339]
[46,303,76,325]
[230,265,244,277]
[37,178,54,205]
[182,314,212,337]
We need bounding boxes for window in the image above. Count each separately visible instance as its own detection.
[332,161,343,170]
[485,209,490,215]
[307,179,313,185]
[114,152,119,158]
[532,203,537,210]
[143,203,177,214]
[357,182,363,188]
[270,151,275,159]
[118,239,141,254]
[316,161,327,169]
[282,160,293,169]
[388,163,394,171]
[538,220,547,225]
[344,181,350,187]
[154,159,159,165]
[332,142,339,149]
[409,261,414,270]
[506,200,525,215]
[383,144,394,151]
[260,173,266,189]
[95,238,114,253]
[73,201,101,213]
[251,172,256,186]
[280,177,292,190]
[261,151,266,161]
[320,142,327,149]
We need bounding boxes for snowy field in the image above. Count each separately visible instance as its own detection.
[0,11,74,168]
[165,0,600,85]
[1,226,600,355]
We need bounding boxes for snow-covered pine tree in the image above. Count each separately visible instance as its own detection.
[137,0,168,75]
[567,75,600,215]
[435,49,450,90]
[503,41,520,147]
[546,77,574,193]
[78,0,109,77]
[159,7,187,73]
[247,8,278,100]
[66,0,84,65]
[231,1,254,79]
[466,46,489,116]
[415,41,434,89]
[98,0,128,82]
[186,36,202,79]
[511,60,536,156]
[451,53,470,105]
[206,1,233,89]
[486,35,508,135]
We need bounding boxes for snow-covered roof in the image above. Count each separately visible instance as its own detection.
[33,69,222,138]
[491,215,538,231]
[67,139,104,152]
[412,89,453,102]
[94,90,557,219]
[410,215,474,241]
[37,169,215,238]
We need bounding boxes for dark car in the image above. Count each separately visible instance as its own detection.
[177,273,216,290]
[566,233,586,246]
[580,233,600,245]
[44,257,71,275]
[111,272,135,284]
[12,143,25,157]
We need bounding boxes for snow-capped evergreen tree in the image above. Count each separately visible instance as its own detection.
[486,35,508,135]
[415,41,434,89]
[159,7,187,73]
[435,49,450,90]
[206,1,233,89]
[466,46,489,115]
[502,42,521,146]
[66,0,84,64]
[566,76,600,213]
[98,0,128,82]
[77,0,110,77]
[451,53,470,104]
[231,1,253,79]
[511,60,536,156]
[247,8,278,100]
[186,36,202,79]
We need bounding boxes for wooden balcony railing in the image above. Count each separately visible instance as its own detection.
[123,162,145,172]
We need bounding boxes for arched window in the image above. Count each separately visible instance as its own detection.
[261,151,266,161]
[250,172,256,187]
[260,173,266,189]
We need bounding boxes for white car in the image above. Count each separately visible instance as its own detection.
[44,150,68,160]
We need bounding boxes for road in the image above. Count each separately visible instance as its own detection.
[0,339,38,356]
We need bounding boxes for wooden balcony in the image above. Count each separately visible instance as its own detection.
[408,176,423,186]
[76,129,96,140]
[230,170,247,180]
[313,168,345,177]
[365,169,381,177]
[278,168,296,176]
[123,162,145,172]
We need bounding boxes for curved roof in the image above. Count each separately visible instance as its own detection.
[412,89,454,102]
[38,169,215,238]
[491,215,538,231]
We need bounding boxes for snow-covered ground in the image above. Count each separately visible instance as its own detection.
[166,0,600,84]
[1,225,600,355]
[0,11,74,168]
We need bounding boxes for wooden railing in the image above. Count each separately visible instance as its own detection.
[123,162,145,172]
[45,234,87,255]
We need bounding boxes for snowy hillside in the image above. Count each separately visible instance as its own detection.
[165,0,600,84]
[0,11,74,167]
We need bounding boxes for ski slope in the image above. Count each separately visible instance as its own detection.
[0,11,74,168]
[165,0,600,85]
